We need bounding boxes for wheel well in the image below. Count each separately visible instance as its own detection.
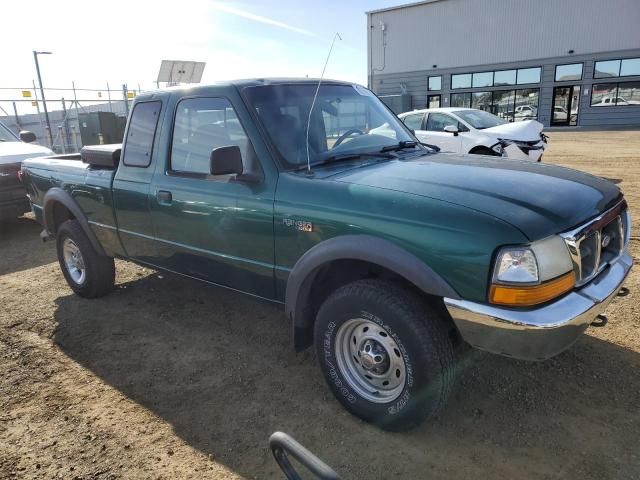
[293,259,459,351]
[50,202,75,233]
[469,145,497,156]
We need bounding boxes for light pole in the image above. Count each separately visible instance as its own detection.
[33,51,53,145]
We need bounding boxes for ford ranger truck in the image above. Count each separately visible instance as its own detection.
[21,79,632,431]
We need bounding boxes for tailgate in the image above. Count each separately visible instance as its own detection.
[0,162,26,202]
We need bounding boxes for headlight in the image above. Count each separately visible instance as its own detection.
[493,247,538,283]
[490,236,576,307]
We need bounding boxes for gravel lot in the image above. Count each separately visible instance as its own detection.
[1,130,639,479]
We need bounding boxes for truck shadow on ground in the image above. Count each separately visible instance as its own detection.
[52,272,640,479]
[0,216,55,275]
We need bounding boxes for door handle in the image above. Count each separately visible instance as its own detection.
[156,190,172,205]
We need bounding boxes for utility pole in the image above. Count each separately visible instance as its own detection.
[33,50,53,145]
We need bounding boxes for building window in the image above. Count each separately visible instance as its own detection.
[451,74,472,89]
[493,90,516,121]
[517,67,541,84]
[591,82,640,106]
[427,94,441,109]
[595,57,640,78]
[450,92,471,107]
[471,91,492,110]
[450,89,540,121]
[428,76,442,91]
[494,70,516,86]
[621,58,640,77]
[514,89,540,121]
[555,63,583,82]
[472,72,493,88]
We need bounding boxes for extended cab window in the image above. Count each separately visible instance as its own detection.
[171,97,249,174]
[122,101,161,167]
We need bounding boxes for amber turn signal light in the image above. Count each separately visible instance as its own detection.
[489,271,576,307]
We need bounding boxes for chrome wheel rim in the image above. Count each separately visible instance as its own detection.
[335,318,407,403]
[62,238,86,285]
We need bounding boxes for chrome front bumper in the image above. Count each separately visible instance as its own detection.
[444,251,633,361]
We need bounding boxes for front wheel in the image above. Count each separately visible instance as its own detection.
[314,279,456,431]
[56,219,115,298]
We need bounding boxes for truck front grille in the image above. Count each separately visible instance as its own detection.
[561,201,629,287]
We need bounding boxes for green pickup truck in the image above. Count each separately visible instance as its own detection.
[21,79,632,430]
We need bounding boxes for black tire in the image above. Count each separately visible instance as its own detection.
[56,219,115,298]
[314,279,456,431]
[469,146,498,156]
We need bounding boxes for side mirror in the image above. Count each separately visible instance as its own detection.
[19,130,37,143]
[443,125,459,136]
[210,145,243,176]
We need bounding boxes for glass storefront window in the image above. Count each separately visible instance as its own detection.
[450,92,471,107]
[555,63,583,81]
[620,58,640,77]
[492,90,516,121]
[471,91,492,111]
[594,60,621,78]
[591,84,618,106]
[451,74,472,89]
[617,82,640,105]
[514,89,539,121]
[517,68,541,84]
[494,70,516,86]
[428,76,442,91]
[472,72,493,88]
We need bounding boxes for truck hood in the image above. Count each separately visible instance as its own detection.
[480,119,543,142]
[327,154,621,240]
[0,141,53,165]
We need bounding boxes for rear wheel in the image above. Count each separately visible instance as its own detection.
[56,219,115,298]
[314,279,456,431]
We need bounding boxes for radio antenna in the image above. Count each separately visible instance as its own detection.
[305,32,342,175]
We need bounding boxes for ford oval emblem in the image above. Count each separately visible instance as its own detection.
[601,234,611,248]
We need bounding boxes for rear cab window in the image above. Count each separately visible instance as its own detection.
[402,113,424,130]
[122,101,162,167]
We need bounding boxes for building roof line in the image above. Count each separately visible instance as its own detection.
[365,0,448,16]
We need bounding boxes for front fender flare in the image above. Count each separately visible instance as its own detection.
[43,187,107,256]
[285,235,460,348]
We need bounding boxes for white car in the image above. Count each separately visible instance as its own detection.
[395,108,548,161]
[0,121,53,220]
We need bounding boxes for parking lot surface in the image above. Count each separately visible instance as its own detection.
[1,130,639,479]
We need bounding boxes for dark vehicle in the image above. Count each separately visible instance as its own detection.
[0,121,52,221]
[21,79,632,430]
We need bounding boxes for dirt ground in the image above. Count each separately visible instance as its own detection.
[1,130,639,480]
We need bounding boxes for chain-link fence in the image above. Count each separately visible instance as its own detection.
[0,83,143,153]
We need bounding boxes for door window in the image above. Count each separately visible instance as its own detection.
[427,95,441,109]
[170,97,249,174]
[122,101,162,167]
[402,113,424,130]
[426,113,459,132]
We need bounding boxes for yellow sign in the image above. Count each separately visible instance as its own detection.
[127,91,136,99]
[22,90,32,98]
[31,101,37,107]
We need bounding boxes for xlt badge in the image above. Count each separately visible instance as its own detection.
[283,218,313,232]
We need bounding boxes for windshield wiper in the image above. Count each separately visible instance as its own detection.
[297,151,397,171]
[380,140,419,153]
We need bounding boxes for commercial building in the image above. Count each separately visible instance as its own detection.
[366,0,640,127]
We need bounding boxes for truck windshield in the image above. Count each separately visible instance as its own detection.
[0,122,18,142]
[243,83,416,170]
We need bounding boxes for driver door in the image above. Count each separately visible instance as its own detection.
[419,112,463,153]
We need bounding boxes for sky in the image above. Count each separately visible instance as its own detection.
[1,0,399,115]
